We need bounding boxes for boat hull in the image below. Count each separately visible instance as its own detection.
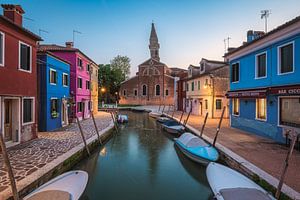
[24,170,88,200]
[163,125,184,134]
[206,163,275,200]
[175,140,210,165]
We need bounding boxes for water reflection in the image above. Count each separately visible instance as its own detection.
[75,111,212,200]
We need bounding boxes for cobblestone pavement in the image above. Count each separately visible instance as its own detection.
[0,112,112,193]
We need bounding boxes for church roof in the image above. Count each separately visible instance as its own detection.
[138,58,166,67]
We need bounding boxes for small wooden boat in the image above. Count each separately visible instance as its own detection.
[117,114,128,123]
[157,116,173,123]
[175,132,219,164]
[206,162,275,200]
[149,111,162,118]
[162,124,185,134]
[24,170,88,200]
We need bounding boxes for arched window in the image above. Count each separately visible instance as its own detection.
[155,85,160,96]
[123,90,126,96]
[142,85,147,96]
[165,89,169,96]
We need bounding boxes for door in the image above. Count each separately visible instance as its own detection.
[61,99,69,126]
[4,100,12,142]
[200,102,203,116]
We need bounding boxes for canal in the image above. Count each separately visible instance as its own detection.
[74,111,213,200]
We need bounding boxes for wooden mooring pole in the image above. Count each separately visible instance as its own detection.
[0,131,19,200]
[110,111,119,133]
[212,106,226,147]
[200,112,209,137]
[171,105,176,118]
[161,104,166,114]
[275,130,297,199]
[183,106,192,127]
[179,110,185,123]
[91,113,102,145]
[76,117,90,156]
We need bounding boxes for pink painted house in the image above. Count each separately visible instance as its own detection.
[39,42,95,120]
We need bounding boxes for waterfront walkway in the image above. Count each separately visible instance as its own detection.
[0,112,113,199]
[139,106,300,199]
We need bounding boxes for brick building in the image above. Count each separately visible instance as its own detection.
[119,23,185,105]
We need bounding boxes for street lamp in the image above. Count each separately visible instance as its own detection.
[100,87,106,107]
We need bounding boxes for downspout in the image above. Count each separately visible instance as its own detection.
[211,75,215,119]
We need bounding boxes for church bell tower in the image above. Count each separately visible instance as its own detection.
[149,23,160,61]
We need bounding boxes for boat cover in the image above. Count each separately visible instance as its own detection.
[177,133,208,147]
[220,188,272,200]
[27,190,71,200]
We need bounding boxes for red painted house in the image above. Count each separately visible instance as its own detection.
[0,4,42,145]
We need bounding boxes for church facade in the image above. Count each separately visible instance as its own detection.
[119,23,186,106]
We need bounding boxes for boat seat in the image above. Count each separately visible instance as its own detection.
[27,190,71,200]
[219,188,272,200]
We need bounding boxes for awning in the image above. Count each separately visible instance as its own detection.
[269,85,300,95]
[226,89,267,99]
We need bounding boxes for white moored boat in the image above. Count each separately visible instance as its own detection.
[24,170,88,200]
[149,111,162,118]
[206,162,275,200]
[163,124,185,134]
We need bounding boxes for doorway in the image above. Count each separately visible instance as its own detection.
[4,100,12,142]
[2,98,20,143]
[61,99,69,127]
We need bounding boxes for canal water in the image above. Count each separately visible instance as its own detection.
[74,111,213,200]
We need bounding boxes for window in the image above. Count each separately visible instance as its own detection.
[123,90,126,96]
[216,99,222,110]
[256,98,267,120]
[200,63,205,71]
[256,53,267,78]
[23,98,34,124]
[50,69,57,85]
[0,32,4,66]
[198,81,200,90]
[19,42,31,72]
[165,89,169,96]
[231,62,239,82]
[279,42,294,74]
[142,85,147,96]
[186,83,189,91]
[232,98,239,116]
[191,82,194,91]
[87,64,90,72]
[205,99,208,110]
[77,58,83,69]
[50,98,59,118]
[155,85,160,96]
[78,77,82,89]
[86,80,90,90]
[63,73,68,86]
[134,89,137,96]
[77,102,83,112]
[279,97,300,128]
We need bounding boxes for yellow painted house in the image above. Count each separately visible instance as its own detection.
[90,63,99,114]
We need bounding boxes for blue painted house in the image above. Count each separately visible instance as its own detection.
[37,51,71,131]
[225,16,300,143]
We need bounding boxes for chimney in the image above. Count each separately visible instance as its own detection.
[247,30,265,43]
[65,42,74,48]
[1,4,25,26]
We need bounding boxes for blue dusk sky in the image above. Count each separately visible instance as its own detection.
[2,0,300,76]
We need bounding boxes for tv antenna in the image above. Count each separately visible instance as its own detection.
[73,30,82,46]
[223,37,231,53]
[261,10,271,33]
[39,29,49,37]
